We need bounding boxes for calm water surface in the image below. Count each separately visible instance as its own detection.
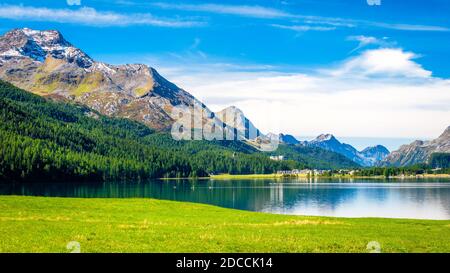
[1,178,450,220]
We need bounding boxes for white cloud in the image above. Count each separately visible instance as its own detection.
[0,5,204,27]
[152,2,449,32]
[272,20,450,33]
[152,2,293,18]
[67,0,81,6]
[347,35,392,53]
[151,48,449,139]
[330,48,432,78]
[371,22,450,32]
[270,24,336,32]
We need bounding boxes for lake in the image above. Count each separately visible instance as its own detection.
[1,178,450,220]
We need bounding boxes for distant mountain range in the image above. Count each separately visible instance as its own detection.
[0,28,447,169]
[274,133,390,166]
[381,126,450,166]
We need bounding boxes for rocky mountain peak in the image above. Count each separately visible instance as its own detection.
[381,125,450,166]
[362,145,390,153]
[20,28,69,47]
[440,126,450,138]
[0,28,199,130]
[361,145,390,163]
[0,28,93,68]
[304,134,390,166]
[279,134,300,145]
[215,106,261,140]
[220,105,243,114]
[312,133,337,143]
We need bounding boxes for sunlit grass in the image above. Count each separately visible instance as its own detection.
[0,196,449,253]
[210,173,287,180]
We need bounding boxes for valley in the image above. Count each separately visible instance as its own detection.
[0,28,448,178]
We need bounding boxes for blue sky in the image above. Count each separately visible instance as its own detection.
[0,0,449,150]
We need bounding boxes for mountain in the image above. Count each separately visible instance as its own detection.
[270,144,360,169]
[306,134,389,166]
[360,145,391,165]
[279,134,300,145]
[254,132,387,166]
[0,28,206,131]
[0,79,306,181]
[307,134,369,166]
[0,79,361,182]
[381,126,450,166]
[0,28,380,171]
[214,106,261,140]
[0,28,278,147]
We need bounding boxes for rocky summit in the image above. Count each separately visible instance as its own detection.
[0,28,276,145]
[305,134,389,166]
[0,28,199,131]
[381,126,450,166]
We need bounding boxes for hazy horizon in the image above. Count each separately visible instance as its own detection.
[295,136,425,152]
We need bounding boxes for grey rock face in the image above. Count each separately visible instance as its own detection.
[306,134,389,166]
[279,134,300,145]
[381,126,450,166]
[361,145,390,165]
[0,28,198,130]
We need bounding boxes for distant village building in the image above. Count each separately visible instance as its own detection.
[277,169,328,176]
[269,155,284,161]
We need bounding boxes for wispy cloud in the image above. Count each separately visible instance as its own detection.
[152,2,449,32]
[152,2,294,19]
[0,5,205,27]
[147,47,448,139]
[66,0,81,6]
[371,22,450,32]
[347,35,393,53]
[189,38,201,50]
[270,24,336,32]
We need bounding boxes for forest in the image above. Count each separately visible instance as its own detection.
[0,80,357,182]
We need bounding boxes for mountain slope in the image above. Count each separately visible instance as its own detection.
[1,80,361,182]
[360,145,391,165]
[279,134,301,145]
[269,144,360,169]
[0,28,200,130]
[0,28,278,148]
[381,126,450,166]
[0,28,374,172]
[214,106,261,140]
[0,80,309,181]
[305,134,389,166]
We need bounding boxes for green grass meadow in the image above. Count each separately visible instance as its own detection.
[0,196,449,253]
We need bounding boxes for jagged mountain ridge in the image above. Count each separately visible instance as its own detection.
[361,145,391,166]
[214,106,261,140]
[306,134,386,166]
[381,126,450,166]
[279,134,301,145]
[0,28,203,130]
[0,28,280,151]
[274,133,389,166]
[0,28,393,162]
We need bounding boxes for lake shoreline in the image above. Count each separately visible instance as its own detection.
[158,173,450,180]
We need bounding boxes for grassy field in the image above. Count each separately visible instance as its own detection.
[0,196,449,253]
